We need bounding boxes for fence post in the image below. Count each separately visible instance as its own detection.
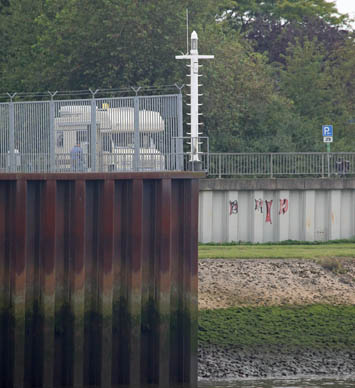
[7,93,16,172]
[90,89,98,172]
[176,87,184,170]
[270,153,273,178]
[48,92,57,172]
[132,87,141,172]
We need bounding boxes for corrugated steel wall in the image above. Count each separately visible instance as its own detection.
[0,172,201,388]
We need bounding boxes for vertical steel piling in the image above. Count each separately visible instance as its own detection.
[0,172,202,388]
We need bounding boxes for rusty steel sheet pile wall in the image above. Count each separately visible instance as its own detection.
[0,172,201,388]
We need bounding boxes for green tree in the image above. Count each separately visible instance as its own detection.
[198,27,302,152]
[0,0,44,92]
[327,38,355,150]
[0,0,353,155]
[0,0,227,92]
[279,38,353,151]
[222,0,346,30]
[0,0,9,12]
[219,0,352,65]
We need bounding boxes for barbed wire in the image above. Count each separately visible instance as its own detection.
[0,84,185,101]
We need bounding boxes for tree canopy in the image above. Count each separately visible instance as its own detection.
[0,0,354,152]
[221,0,346,27]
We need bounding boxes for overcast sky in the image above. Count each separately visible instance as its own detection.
[331,0,355,17]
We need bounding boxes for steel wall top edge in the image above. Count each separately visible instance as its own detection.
[0,172,205,181]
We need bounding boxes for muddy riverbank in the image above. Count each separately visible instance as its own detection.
[198,258,355,380]
[199,258,355,309]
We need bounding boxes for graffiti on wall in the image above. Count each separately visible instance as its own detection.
[255,199,263,213]
[265,200,273,224]
[229,200,239,215]
[279,199,289,215]
[230,198,289,224]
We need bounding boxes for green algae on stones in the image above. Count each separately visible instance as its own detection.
[199,305,355,350]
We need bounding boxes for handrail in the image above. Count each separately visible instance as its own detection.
[203,152,355,177]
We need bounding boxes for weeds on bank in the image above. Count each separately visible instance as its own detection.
[199,305,355,350]
[317,257,347,274]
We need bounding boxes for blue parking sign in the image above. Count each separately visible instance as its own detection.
[322,125,333,137]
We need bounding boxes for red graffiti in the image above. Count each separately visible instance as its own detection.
[229,200,238,215]
[265,200,273,224]
[255,199,263,213]
[279,199,289,215]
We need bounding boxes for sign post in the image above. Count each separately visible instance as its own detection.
[322,125,333,177]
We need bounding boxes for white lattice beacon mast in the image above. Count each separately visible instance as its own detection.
[176,31,214,169]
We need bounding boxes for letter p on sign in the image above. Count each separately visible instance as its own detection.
[322,125,333,137]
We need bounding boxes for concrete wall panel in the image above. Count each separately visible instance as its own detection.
[227,191,239,242]
[288,191,302,241]
[340,191,355,239]
[329,190,342,240]
[199,178,355,243]
[278,190,290,242]
[211,191,226,243]
[314,191,328,241]
[252,190,264,243]
[199,191,213,243]
[237,191,251,242]
[262,191,277,243]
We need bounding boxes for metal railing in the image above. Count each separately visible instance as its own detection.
[1,147,355,177]
[205,152,355,178]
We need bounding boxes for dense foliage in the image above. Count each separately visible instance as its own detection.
[0,0,354,152]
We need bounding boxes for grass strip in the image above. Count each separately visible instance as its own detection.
[200,238,355,246]
[198,243,355,259]
[199,305,355,350]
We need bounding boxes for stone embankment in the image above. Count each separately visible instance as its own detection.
[198,258,355,380]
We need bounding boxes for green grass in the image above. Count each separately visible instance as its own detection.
[198,240,355,259]
[199,305,355,350]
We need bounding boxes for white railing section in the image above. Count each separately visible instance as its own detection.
[0,149,354,176]
[205,152,355,178]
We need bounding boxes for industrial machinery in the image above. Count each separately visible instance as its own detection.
[54,104,165,171]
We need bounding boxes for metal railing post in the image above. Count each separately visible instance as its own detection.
[321,153,324,178]
[270,153,273,178]
[206,137,210,174]
[90,89,98,172]
[327,152,330,177]
[7,93,16,172]
[218,154,222,178]
[48,91,58,172]
[132,87,141,172]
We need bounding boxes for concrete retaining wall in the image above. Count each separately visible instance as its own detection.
[199,178,355,243]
